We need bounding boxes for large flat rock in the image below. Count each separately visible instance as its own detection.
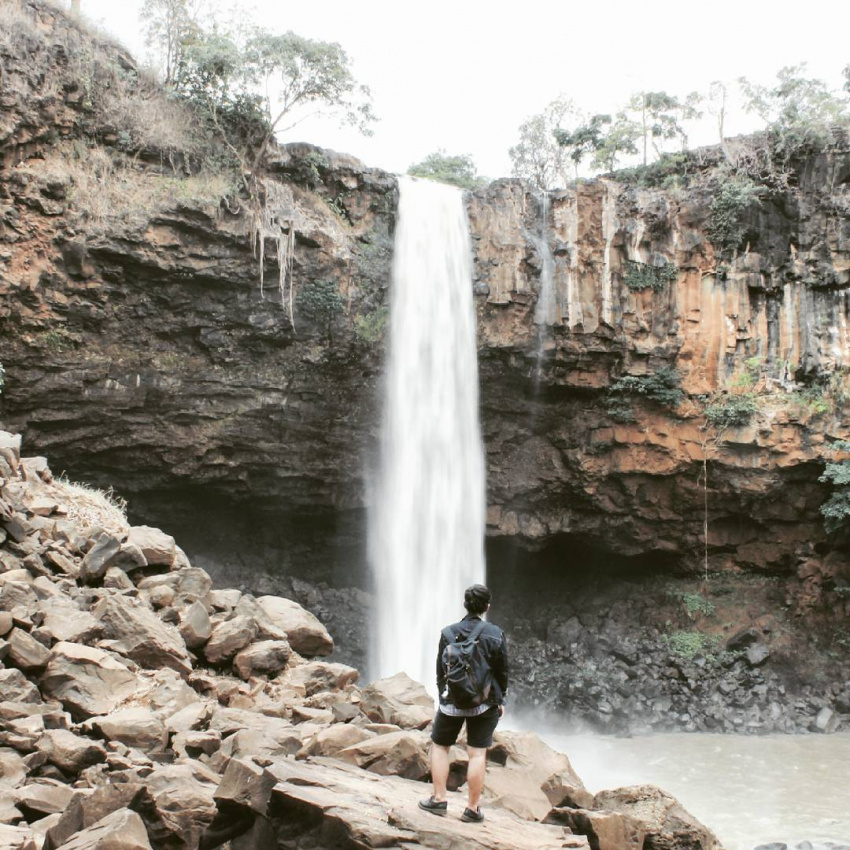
[266,755,589,850]
[39,642,139,720]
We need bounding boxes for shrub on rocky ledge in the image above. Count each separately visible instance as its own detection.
[606,366,684,422]
[296,279,346,344]
[623,260,679,292]
[704,393,758,429]
[707,176,760,258]
[819,440,850,533]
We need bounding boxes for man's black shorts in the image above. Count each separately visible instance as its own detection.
[430,705,500,749]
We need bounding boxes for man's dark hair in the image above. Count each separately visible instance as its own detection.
[464,584,491,615]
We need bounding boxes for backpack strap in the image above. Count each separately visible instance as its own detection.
[443,620,488,646]
[467,619,488,642]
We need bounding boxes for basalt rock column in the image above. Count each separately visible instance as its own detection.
[369,177,486,690]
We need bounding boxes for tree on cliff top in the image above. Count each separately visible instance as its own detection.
[141,0,202,86]
[592,113,641,172]
[241,32,375,173]
[143,8,375,186]
[554,114,608,178]
[407,150,485,190]
[739,64,849,157]
[509,96,581,190]
[627,90,703,165]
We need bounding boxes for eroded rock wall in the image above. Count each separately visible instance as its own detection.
[2,0,850,606]
[469,170,850,589]
[0,1,395,582]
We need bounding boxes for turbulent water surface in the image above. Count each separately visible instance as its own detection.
[536,729,850,850]
[368,176,486,689]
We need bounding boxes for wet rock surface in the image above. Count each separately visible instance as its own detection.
[0,430,722,850]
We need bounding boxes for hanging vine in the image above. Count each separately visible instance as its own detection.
[251,179,298,329]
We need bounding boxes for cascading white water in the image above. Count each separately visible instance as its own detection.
[532,191,557,329]
[368,177,487,691]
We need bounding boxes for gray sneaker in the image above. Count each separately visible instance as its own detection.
[461,806,484,823]
[418,796,447,816]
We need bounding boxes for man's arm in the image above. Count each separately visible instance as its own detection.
[436,634,447,697]
[493,631,509,703]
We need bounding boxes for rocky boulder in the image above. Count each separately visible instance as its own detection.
[36,729,107,774]
[37,596,101,644]
[544,808,645,850]
[93,595,192,676]
[0,824,31,850]
[298,723,374,759]
[7,627,51,669]
[213,757,276,817]
[39,642,139,720]
[141,762,219,850]
[256,595,333,656]
[542,768,595,810]
[484,731,591,822]
[0,748,27,790]
[210,708,302,761]
[42,783,158,850]
[286,660,359,695]
[177,601,211,650]
[58,808,153,850]
[14,782,76,817]
[127,526,176,567]
[267,756,590,850]
[87,708,168,753]
[594,785,720,850]
[204,615,257,664]
[232,639,291,680]
[0,668,41,703]
[79,534,122,584]
[336,729,438,780]
[360,672,434,730]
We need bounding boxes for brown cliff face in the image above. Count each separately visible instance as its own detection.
[1,0,850,614]
[0,0,395,582]
[469,170,850,599]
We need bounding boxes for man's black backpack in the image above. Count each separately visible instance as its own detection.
[441,620,492,708]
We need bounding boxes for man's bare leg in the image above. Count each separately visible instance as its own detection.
[466,746,487,811]
[430,744,451,801]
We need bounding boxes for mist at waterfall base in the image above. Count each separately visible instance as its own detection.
[367,177,486,691]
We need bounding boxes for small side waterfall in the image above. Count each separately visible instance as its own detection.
[368,177,487,691]
[531,191,556,386]
[532,191,557,328]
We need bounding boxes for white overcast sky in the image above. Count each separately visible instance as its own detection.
[76,0,848,179]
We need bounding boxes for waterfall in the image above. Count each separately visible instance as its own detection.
[532,191,556,328]
[368,177,487,691]
[601,183,618,327]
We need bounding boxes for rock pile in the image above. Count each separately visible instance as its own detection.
[0,431,719,850]
[506,608,850,735]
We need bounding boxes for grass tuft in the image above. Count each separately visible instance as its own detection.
[52,475,129,536]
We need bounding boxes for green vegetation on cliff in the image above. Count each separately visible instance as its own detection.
[296,279,346,345]
[820,441,850,533]
[707,177,760,257]
[605,366,684,422]
[510,64,849,190]
[704,394,758,430]
[407,150,486,190]
[623,260,679,292]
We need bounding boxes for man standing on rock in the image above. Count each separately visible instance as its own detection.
[419,583,509,823]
